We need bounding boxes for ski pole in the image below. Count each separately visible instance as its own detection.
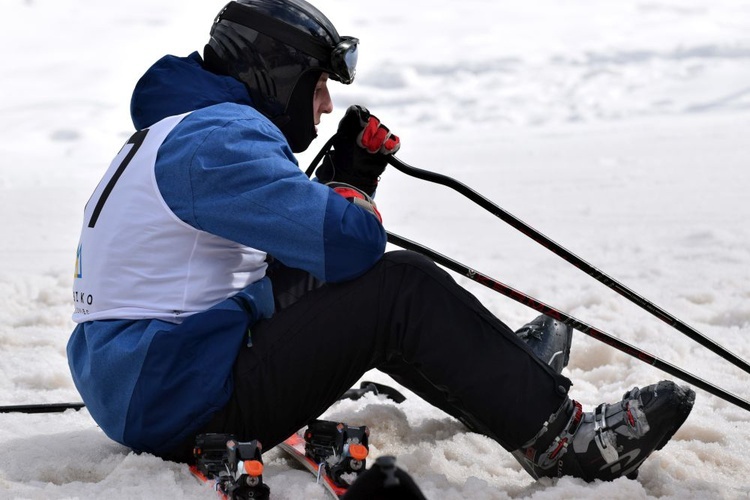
[387,231,750,413]
[387,156,750,376]
[0,380,407,414]
[0,402,85,414]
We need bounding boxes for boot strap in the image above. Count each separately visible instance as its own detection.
[594,404,620,464]
[534,400,583,468]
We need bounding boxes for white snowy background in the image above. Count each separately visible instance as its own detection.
[1,0,749,498]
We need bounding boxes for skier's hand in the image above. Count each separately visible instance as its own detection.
[234,276,274,323]
[315,105,400,196]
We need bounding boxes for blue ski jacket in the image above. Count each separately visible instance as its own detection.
[67,52,387,454]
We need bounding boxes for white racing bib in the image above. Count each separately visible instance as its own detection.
[73,113,267,323]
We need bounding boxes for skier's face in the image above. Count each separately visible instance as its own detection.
[313,73,334,134]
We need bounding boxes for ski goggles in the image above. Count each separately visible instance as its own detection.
[328,37,359,85]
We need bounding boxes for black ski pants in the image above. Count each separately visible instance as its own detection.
[173,251,571,460]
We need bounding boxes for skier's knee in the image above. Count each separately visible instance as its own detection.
[381,250,437,270]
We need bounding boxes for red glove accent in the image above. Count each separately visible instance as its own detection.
[330,183,383,223]
[358,116,400,155]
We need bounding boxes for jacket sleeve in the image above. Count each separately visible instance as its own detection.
[154,104,387,282]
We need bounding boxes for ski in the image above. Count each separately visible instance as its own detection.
[189,433,270,500]
[279,420,370,499]
[274,381,404,497]
[189,465,229,499]
[279,432,346,498]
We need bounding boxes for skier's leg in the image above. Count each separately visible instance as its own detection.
[197,250,569,454]
[184,250,694,483]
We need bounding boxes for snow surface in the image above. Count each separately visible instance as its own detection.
[1,0,749,498]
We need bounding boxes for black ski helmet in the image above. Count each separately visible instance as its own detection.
[204,0,358,152]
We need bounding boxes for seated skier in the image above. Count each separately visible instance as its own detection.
[67,0,694,484]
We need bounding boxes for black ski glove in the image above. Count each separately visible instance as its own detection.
[315,105,400,196]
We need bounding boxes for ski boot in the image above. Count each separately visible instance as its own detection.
[516,314,573,374]
[193,433,270,499]
[513,380,695,482]
[304,419,370,487]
